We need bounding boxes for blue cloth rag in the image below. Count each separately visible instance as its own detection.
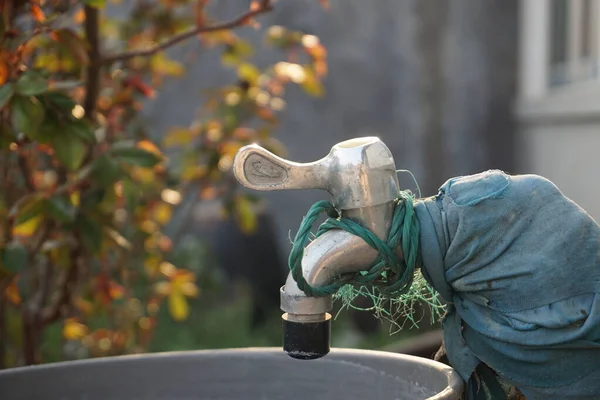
[414,170,600,400]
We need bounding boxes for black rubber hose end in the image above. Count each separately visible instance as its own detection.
[282,313,331,360]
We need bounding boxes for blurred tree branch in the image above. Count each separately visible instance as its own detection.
[0,284,6,369]
[41,245,80,325]
[83,5,101,118]
[16,151,34,192]
[100,0,273,66]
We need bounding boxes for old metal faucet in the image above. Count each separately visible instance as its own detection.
[233,137,402,359]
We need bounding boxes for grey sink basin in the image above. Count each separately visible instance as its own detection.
[0,347,463,400]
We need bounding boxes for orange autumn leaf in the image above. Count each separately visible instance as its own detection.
[12,214,43,238]
[157,235,172,252]
[74,8,86,24]
[124,76,155,98]
[136,140,161,156]
[108,281,125,300]
[309,44,327,60]
[232,127,255,141]
[144,255,161,277]
[249,1,260,11]
[318,0,330,9]
[63,318,89,340]
[152,202,172,225]
[74,297,94,315]
[199,186,219,200]
[95,274,125,304]
[168,290,188,321]
[154,267,199,322]
[0,60,8,85]
[256,107,276,122]
[314,60,328,77]
[31,5,45,22]
[4,279,21,305]
[172,270,199,296]
[219,141,244,158]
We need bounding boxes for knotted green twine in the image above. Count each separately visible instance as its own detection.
[288,191,421,298]
[288,190,444,329]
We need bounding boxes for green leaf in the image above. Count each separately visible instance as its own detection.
[0,83,15,109]
[44,92,77,110]
[301,79,324,97]
[235,195,257,234]
[14,195,46,225]
[54,29,90,65]
[0,124,15,149]
[122,178,140,212]
[221,40,254,66]
[110,146,163,168]
[34,116,60,144]
[1,242,29,274]
[0,266,10,281]
[67,120,96,143]
[76,214,103,254]
[82,0,106,8]
[51,132,87,171]
[237,63,260,84]
[80,188,106,209]
[46,196,76,223]
[90,154,124,187]
[10,96,46,139]
[301,66,325,97]
[150,53,185,77]
[163,127,193,147]
[15,71,48,96]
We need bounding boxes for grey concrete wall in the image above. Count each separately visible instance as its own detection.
[516,89,600,222]
[517,122,600,222]
[130,0,519,255]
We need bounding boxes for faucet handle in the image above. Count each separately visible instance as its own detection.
[234,137,400,209]
[233,143,330,192]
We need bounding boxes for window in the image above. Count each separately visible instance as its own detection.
[548,0,599,87]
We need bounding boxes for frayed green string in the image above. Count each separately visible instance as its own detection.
[288,191,420,298]
[288,190,445,328]
[334,271,444,331]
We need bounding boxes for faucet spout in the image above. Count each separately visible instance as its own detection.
[281,201,400,359]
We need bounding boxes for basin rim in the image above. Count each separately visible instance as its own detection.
[0,347,463,400]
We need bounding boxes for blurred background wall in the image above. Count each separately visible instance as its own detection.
[143,0,520,251]
[516,0,600,221]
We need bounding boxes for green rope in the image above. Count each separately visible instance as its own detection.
[288,191,421,299]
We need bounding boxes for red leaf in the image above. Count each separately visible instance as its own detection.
[123,76,155,98]
[94,274,124,304]
[195,0,209,27]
